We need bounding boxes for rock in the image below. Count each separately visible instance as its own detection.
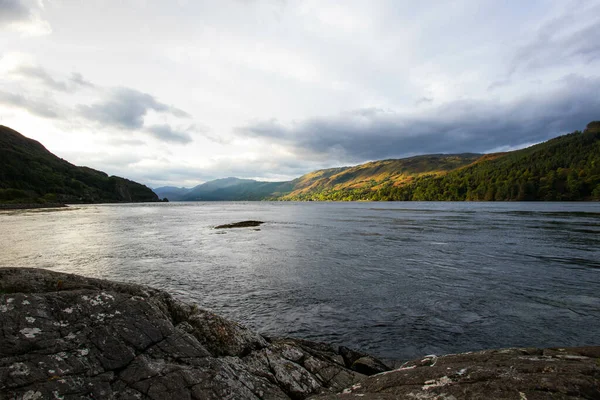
[0,268,381,399]
[350,357,389,376]
[339,346,365,366]
[215,221,264,229]
[2,268,598,400]
[311,347,600,399]
[339,346,390,375]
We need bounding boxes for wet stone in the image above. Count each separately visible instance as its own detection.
[214,220,264,229]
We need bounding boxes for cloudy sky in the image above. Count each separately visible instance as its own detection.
[1,0,599,188]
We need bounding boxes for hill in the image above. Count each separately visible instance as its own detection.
[282,154,482,200]
[153,155,481,202]
[295,122,600,201]
[153,186,191,201]
[0,125,159,205]
[164,122,600,201]
[179,177,293,201]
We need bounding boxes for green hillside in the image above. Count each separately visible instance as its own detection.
[286,122,600,201]
[151,121,600,202]
[0,126,159,204]
[152,155,481,202]
[179,177,293,201]
[282,154,482,200]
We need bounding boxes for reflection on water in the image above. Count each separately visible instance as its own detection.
[2,201,600,360]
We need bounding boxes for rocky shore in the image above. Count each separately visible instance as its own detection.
[1,268,598,399]
[0,203,67,211]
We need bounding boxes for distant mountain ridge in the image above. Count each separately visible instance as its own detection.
[155,177,292,201]
[0,126,159,204]
[156,122,600,201]
[151,186,191,201]
[153,155,483,202]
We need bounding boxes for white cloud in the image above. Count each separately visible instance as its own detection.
[1,0,599,187]
[0,0,51,36]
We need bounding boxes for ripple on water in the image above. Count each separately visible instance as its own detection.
[1,201,599,360]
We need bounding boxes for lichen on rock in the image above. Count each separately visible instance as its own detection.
[0,268,381,399]
[1,268,598,400]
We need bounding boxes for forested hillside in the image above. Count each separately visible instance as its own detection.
[0,126,159,204]
[180,177,293,201]
[284,122,600,201]
[282,154,482,200]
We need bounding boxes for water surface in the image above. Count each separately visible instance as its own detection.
[1,202,599,360]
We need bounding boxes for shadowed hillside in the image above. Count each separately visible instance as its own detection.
[0,126,159,205]
[152,186,191,201]
[180,177,293,201]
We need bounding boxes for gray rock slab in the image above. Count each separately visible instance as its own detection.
[0,268,376,399]
[2,268,598,400]
[310,347,600,399]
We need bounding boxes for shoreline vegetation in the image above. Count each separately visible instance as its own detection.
[1,268,598,399]
[0,202,67,210]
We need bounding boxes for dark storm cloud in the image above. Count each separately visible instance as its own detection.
[509,5,600,75]
[11,65,80,92]
[0,90,60,118]
[2,60,198,145]
[69,72,94,89]
[415,97,433,106]
[145,124,192,144]
[78,87,190,130]
[7,63,95,92]
[236,75,600,162]
[132,157,319,188]
[76,87,196,144]
[0,0,30,26]
[487,79,511,92]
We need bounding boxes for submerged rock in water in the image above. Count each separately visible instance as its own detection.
[0,268,377,399]
[1,268,598,400]
[215,220,264,229]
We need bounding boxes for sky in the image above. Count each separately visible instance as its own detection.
[1,0,600,188]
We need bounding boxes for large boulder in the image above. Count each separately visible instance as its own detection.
[0,268,378,399]
[2,268,598,400]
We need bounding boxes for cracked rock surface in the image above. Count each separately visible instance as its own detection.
[312,347,600,399]
[2,268,599,400]
[0,268,380,399]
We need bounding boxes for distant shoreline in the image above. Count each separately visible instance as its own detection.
[0,203,67,210]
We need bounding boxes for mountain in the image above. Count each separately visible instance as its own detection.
[11,121,598,204]
[165,121,600,202]
[299,122,600,201]
[158,154,481,202]
[180,177,293,201]
[153,186,191,201]
[282,154,482,200]
[0,125,159,204]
